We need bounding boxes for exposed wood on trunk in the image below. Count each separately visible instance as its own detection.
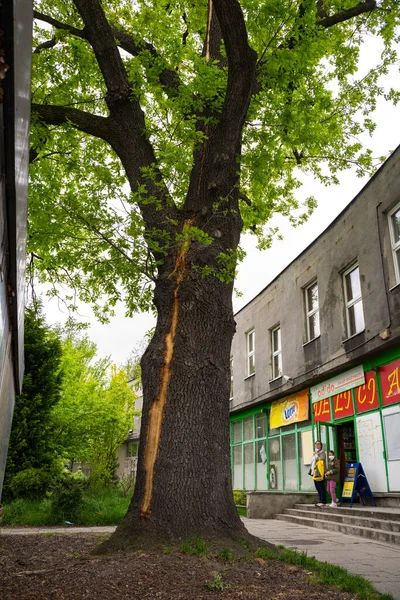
[141,219,194,517]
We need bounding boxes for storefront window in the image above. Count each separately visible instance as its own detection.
[232,445,243,489]
[244,442,255,489]
[255,413,266,439]
[256,440,267,490]
[244,416,253,440]
[232,420,242,443]
[282,433,297,490]
[299,430,314,491]
[268,437,281,490]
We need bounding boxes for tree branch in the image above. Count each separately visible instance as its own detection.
[318,1,377,28]
[33,37,57,54]
[31,103,111,142]
[73,0,131,110]
[33,10,86,39]
[33,9,181,94]
[211,0,257,152]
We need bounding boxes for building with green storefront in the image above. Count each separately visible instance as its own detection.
[229,146,400,517]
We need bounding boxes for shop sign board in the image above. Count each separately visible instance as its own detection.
[333,390,354,419]
[311,366,365,403]
[355,371,379,413]
[380,358,400,406]
[340,462,376,508]
[270,390,309,429]
[313,398,332,423]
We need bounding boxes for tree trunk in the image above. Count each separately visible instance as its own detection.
[100,209,251,552]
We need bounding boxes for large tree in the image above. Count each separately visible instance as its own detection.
[29,0,399,550]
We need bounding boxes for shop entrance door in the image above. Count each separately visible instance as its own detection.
[336,421,357,485]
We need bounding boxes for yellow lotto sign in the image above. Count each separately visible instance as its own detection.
[342,481,355,498]
[270,390,309,429]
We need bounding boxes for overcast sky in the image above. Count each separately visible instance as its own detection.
[42,39,400,367]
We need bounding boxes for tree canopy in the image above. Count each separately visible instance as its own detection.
[29,0,400,318]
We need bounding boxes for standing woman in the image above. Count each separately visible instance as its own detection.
[312,440,327,507]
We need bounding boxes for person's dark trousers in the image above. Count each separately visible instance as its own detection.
[314,480,326,504]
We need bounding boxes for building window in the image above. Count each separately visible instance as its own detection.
[343,264,365,337]
[271,325,282,380]
[304,280,320,341]
[246,329,255,376]
[230,356,234,399]
[389,203,400,284]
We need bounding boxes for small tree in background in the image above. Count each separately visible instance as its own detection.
[4,304,63,498]
[52,334,137,485]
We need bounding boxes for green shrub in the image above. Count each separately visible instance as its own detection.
[233,491,246,506]
[9,467,56,499]
[51,477,86,523]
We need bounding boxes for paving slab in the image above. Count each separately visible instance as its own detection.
[243,517,400,599]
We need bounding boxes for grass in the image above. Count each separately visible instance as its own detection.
[255,546,395,600]
[181,536,209,556]
[2,486,132,527]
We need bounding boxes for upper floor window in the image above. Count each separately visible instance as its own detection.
[230,356,234,398]
[246,329,255,376]
[271,325,282,380]
[343,264,365,337]
[388,202,400,285]
[304,280,320,342]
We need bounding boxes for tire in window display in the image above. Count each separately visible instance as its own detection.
[269,464,277,489]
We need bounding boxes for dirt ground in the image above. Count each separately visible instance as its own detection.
[0,532,360,600]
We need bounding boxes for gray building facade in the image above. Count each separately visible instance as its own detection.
[230,146,400,514]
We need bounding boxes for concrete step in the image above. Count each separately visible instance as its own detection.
[294,503,400,521]
[285,508,400,533]
[274,513,400,545]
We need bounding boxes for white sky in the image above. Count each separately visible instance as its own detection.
[42,38,400,367]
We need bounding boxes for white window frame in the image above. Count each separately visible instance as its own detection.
[304,280,320,342]
[246,329,255,377]
[388,202,400,285]
[271,325,282,380]
[343,263,365,338]
[230,356,234,399]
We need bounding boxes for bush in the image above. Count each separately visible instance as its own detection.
[233,491,247,506]
[51,477,86,523]
[9,467,56,499]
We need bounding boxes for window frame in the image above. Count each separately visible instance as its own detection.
[270,325,282,380]
[246,329,255,377]
[388,202,400,285]
[343,263,365,338]
[304,280,320,342]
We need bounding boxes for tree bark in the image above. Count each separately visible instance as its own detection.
[99,202,254,551]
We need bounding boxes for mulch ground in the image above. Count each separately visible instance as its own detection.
[0,532,359,599]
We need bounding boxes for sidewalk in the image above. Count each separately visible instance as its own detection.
[243,517,400,600]
[2,519,400,599]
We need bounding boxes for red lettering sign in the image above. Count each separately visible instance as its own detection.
[313,398,332,423]
[380,359,400,406]
[355,371,379,413]
[333,390,354,419]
